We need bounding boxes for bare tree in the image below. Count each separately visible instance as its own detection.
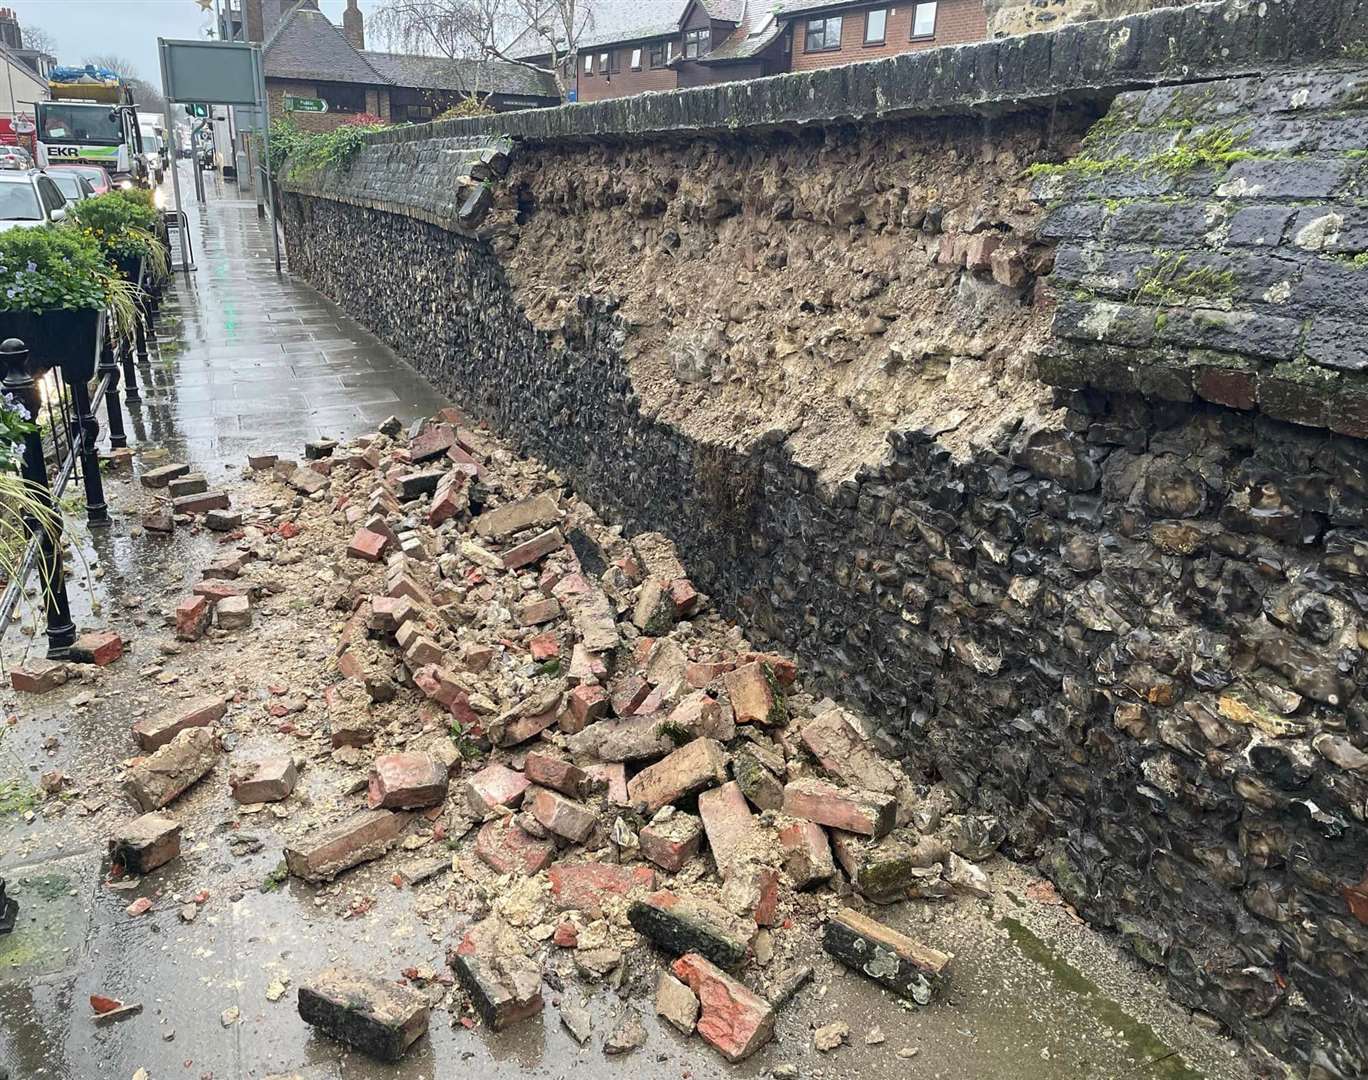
[374,0,591,99]
[20,23,57,58]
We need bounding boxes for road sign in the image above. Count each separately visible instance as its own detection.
[283,96,328,114]
[14,116,34,134]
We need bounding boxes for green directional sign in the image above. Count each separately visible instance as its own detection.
[283,96,328,114]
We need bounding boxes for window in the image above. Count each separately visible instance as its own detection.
[403,103,434,122]
[607,50,621,73]
[324,83,366,113]
[649,41,668,67]
[804,15,842,51]
[0,181,41,220]
[599,52,609,74]
[682,27,708,59]
[630,47,642,69]
[911,1,937,38]
[584,53,594,74]
[864,8,887,43]
[36,177,65,214]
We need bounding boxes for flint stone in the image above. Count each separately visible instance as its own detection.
[628,890,755,969]
[298,966,429,1062]
[285,809,409,882]
[821,907,952,1005]
[124,728,218,812]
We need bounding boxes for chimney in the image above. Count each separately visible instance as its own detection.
[342,0,364,49]
[243,0,265,41]
[0,8,23,51]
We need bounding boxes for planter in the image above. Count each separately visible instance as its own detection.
[112,254,144,290]
[0,308,105,382]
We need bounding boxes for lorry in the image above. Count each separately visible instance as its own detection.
[34,65,148,188]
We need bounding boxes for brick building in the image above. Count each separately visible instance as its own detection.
[513,0,987,100]
[257,0,557,131]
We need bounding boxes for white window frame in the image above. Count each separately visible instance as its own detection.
[911,1,937,39]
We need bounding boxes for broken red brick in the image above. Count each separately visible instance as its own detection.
[585,762,629,806]
[72,630,123,666]
[325,679,375,747]
[475,817,555,876]
[723,663,776,725]
[549,862,656,917]
[610,675,651,718]
[567,644,608,685]
[527,787,597,843]
[523,752,590,798]
[285,809,410,882]
[671,952,775,1062]
[685,660,734,689]
[517,597,561,626]
[697,781,761,878]
[464,762,531,819]
[782,778,896,838]
[298,966,429,1062]
[9,659,67,693]
[346,527,389,562]
[109,812,181,875]
[640,812,704,873]
[174,595,212,641]
[563,684,609,733]
[449,917,543,1031]
[627,738,728,813]
[230,756,298,804]
[126,896,153,917]
[668,578,700,616]
[123,728,218,812]
[131,695,227,752]
[779,820,835,889]
[410,423,456,462]
[501,527,564,570]
[368,753,448,810]
[368,595,417,635]
[528,632,559,662]
[193,580,248,604]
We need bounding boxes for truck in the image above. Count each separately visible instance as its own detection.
[35,65,148,187]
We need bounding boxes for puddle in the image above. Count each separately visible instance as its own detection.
[1002,915,1203,1080]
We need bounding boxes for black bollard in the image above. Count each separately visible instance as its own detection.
[98,334,128,450]
[124,323,143,403]
[68,370,109,528]
[0,876,16,934]
[1,338,76,655]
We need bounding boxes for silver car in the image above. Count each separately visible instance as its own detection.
[0,169,68,232]
[45,168,95,203]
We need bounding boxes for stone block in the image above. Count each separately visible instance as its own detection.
[782,778,896,838]
[628,890,754,969]
[167,472,208,498]
[173,490,231,514]
[123,727,218,812]
[671,952,774,1062]
[464,762,530,818]
[109,812,181,875]
[216,594,252,630]
[230,756,297,803]
[368,752,448,810]
[627,737,728,813]
[298,966,429,1062]
[140,462,188,488]
[523,752,590,798]
[132,694,226,752]
[549,862,656,917]
[821,907,952,1005]
[639,811,704,872]
[475,817,555,875]
[285,809,409,882]
[449,917,543,1031]
[527,787,597,843]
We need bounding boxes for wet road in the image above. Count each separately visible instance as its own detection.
[0,166,1254,1080]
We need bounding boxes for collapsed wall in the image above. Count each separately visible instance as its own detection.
[281,2,1368,1074]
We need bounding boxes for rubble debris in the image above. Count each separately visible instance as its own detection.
[779,820,834,889]
[656,971,700,1034]
[814,1020,849,1052]
[821,908,952,1005]
[464,762,531,818]
[523,752,590,798]
[475,817,555,875]
[123,728,218,812]
[640,810,704,872]
[450,916,543,1030]
[766,965,813,1008]
[672,952,774,1062]
[560,1000,593,1045]
[782,778,896,838]
[627,737,728,813]
[723,662,778,725]
[298,966,429,1062]
[230,757,298,804]
[549,862,655,917]
[9,660,68,693]
[131,695,226,752]
[174,595,211,641]
[284,810,410,882]
[109,812,182,875]
[527,787,597,842]
[603,1010,647,1055]
[367,752,448,810]
[628,890,754,969]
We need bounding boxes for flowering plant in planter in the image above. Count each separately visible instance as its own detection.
[0,225,136,376]
[71,191,169,284]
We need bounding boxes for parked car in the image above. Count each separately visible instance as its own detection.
[0,169,68,232]
[0,145,33,170]
[47,164,111,196]
[44,168,95,203]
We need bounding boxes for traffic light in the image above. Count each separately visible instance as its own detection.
[187,103,208,118]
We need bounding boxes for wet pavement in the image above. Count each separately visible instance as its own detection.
[0,166,1255,1080]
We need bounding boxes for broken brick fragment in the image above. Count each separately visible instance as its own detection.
[346,527,389,562]
[326,679,375,747]
[668,578,700,616]
[723,662,777,725]
[285,809,409,882]
[528,632,559,662]
[629,890,755,969]
[523,752,589,798]
[174,595,211,641]
[671,952,774,1062]
[71,630,123,666]
[464,762,530,819]
[132,694,227,752]
[549,862,656,917]
[563,684,609,733]
[782,778,896,838]
[298,966,429,1062]
[610,675,651,717]
[501,527,564,570]
[109,812,181,875]
[821,907,952,1004]
[367,753,449,810]
[517,597,560,626]
[639,812,704,873]
[627,737,728,813]
[475,817,555,875]
[449,916,543,1031]
[216,594,252,630]
[698,781,762,878]
[779,820,835,889]
[526,786,597,843]
[230,756,298,804]
[123,727,218,812]
[9,659,68,693]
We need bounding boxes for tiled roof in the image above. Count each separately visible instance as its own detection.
[263,3,388,84]
[698,3,786,62]
[508,0,686,58]
[360,51,557,99]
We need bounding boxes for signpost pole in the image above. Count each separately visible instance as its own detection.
[157,39,192,276]
[253,47,282,275]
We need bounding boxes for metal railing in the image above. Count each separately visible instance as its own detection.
[0,264,162,657]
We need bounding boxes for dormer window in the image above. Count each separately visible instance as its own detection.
[682,27,708,59]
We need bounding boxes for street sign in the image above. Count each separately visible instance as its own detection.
[14,116,34,134]
[283,96,328,114]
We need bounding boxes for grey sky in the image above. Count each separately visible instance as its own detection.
[11,0,384,83]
